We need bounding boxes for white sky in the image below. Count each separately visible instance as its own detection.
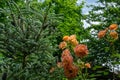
[83,0,98,14]
[77,0,99,28]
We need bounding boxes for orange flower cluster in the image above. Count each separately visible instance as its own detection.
[61,49,78,79]
[58,35,90,79]
[74,44,88,58]
[62,35,78,46]
[62,49,73,67]
[64,65,78,79]
[98,24,119,39]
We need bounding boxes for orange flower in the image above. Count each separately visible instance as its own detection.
[68,34,79,46]
[70,39,79,46]
[74,44,88,57]
[62,54,73,67]
[85,63,91,68]
[63,62,73,70]
[110,31,118,39]
[49,67,55,73]
[69,35,76,41]
[64,65,78,79]
[63,36,70,41]
[109,24,118,30]
[61,49,71,57]
[59,41,67,49]
[98,29,107,38]
[61,49,73,68]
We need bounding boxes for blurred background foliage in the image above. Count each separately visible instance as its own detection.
[86,0,120,65]
[0,0,120,80]
[85,0,120,79]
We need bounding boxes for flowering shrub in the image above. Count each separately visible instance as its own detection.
[97,24,120,79]
[57,34,90,79]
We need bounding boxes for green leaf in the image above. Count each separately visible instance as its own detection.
[92,66,102,70]
[111,53,120,58]
[103,72,109,75]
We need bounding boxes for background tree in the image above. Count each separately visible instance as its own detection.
[52,0,89,40]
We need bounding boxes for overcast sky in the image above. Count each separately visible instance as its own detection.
[78,0,98,28]
[82,0,98,14]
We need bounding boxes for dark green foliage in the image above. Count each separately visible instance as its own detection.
[0,0,61,79]
[52,0,89,41]
[88,65,120,80]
